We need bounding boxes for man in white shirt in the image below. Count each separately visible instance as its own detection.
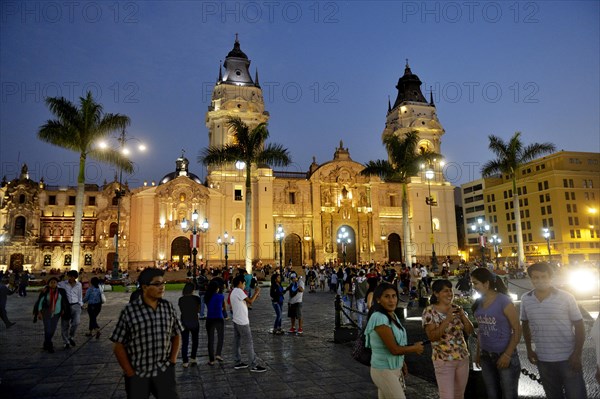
[58,270,83,349]
[230,275,266,373]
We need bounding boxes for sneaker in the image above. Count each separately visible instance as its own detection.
[69,338,76,347]
[95,330,101,339]
[215,356,224,361]
[233,363,248,370]
[297,328,303,334]
[182,362,189,368]
[190,358,197,365]
[250,365,267,373]
[288,327,296,333]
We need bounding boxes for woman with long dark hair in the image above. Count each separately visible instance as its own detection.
[205,279,226,365]
[269,273,285,335]
[178,282,201,367]
[471,268,521,399]
[83,277,103,338]
[365,282,424,399]
[422,279,474,399]
[33,277,70,353]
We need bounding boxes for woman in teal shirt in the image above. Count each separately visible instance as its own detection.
[365,282,424,399]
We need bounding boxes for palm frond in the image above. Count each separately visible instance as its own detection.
[88,149,134,173]
[255,143,291,167]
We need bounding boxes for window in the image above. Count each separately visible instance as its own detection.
[563,179,568,188]
[541,207,546,215]
[19,194,26,204]
[64,254,72,266]
[567,204,572,212]
[542,219,547,228]
[570,192,576,200]
[526,221,531,229]
[528,233,532,241]
[88,196,96,206]
[493,205,496,212]
[488,206,492,213]
[68,196,76,205]
[517,187,522,195]
[503,191,508,199]
[525,210,530,217]
[547,205,552,214]
[508,224,512,232]
[289,192,296,204]
[509,236,513,243]
[473,184,482,191]
[463,187,473,194]
[234,188,243,201]
[14,216,26,237]
[109,222,118,238]
[491,194,495,201]
[576,230,581,238]
[548,218,554,227]
[49,195,57,205]
[390,195,397,207]
[465,196,474,204]
[43,254,51,267]
[568,217,573,226]
[573,204,577,213]
[538,182,543,191]
[505,202,510,210]
[545,194,550,202]
[574,217,579,225]
[84,254,92,266]
[112,196,119,206]
[569,179,574,188]
[585,192,589,200]
[523,186,528,195]
[506,213,510,221]
[544,181,549,190]
[565,192,570,200]
[570,230,575,238]
[539,194,544,203]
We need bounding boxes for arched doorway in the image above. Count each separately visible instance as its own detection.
[388,233,402,263]
[9,253,24,272]
[336,226,357,266]
[171,236,190,268]
[284,234,302,267]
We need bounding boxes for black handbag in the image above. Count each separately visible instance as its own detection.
[351,332,371,366]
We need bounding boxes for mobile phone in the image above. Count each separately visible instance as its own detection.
[422,339,431,346]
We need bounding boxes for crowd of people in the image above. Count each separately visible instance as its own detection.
[0,260,596,399]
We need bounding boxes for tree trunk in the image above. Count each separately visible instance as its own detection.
[245,163,252,274]
[512,178,525,268]
[402,183,413,268]
[72,154,86,271]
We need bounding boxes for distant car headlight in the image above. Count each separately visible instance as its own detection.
[568,269,599,294]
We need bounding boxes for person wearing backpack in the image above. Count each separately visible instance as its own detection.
[364,282,424,399]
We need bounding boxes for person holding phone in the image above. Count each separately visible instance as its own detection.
[422,279,474,399]
[471,268,521,399]
[365,282,424,399]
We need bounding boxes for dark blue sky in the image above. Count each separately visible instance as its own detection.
[1,1,599,188]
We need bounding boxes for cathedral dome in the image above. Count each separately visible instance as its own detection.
[159,154,203,185]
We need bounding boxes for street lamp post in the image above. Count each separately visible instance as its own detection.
[471,218,490,265]
[181,210,209,285]
[424,166,438,271]
[217,232,234,270]
[337,227,351,267]
[107,129,146,279]
[542,228,551,260]
[489,235,502,270]
[275,224,284,277]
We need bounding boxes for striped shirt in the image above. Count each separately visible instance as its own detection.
[520,287,582,362]
[110,297,182,377]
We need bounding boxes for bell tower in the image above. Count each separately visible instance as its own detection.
[382,60,444,155]
[205,35,269,151]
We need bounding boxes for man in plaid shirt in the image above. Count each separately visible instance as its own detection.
[111,268,182,399]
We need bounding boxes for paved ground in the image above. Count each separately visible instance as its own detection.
[1,281,598,399]
[0,285,439,399]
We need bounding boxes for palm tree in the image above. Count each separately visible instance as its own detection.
[361,131,438,268]
[481,132,555,268]
[38,91,132,271]
[200,116,291,273]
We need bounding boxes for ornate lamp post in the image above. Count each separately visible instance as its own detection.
[337,227,351,267]
[100,129,146,279]
[424,166,438,271]
[181,210,209,285]
[542,228,551,260]
[217,232,234,270]
[275,224,284,277]
[489,235,502,270]
[471,218,490,265]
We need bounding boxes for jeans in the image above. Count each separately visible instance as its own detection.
[480,351,520,399]
[61,304,81,344]
[233,323,258,367]
[206,318,224,362]
[370,367,406,399]
[43,313,61,348]
[198,293,206,318]
[433,358,469,399]
[181,325,199,363]
[125,363,179,399]
[272,302,282,330]
[537,360,588,399]
[87,303,102,330]
[356,298,366,328]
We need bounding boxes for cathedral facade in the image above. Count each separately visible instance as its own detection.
[0,40,458,272]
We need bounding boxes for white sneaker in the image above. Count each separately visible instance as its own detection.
[182,362,189,368]
[189,358,197,365]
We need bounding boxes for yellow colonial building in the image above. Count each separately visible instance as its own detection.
[0,39,459,272]
[462,151,600,266]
